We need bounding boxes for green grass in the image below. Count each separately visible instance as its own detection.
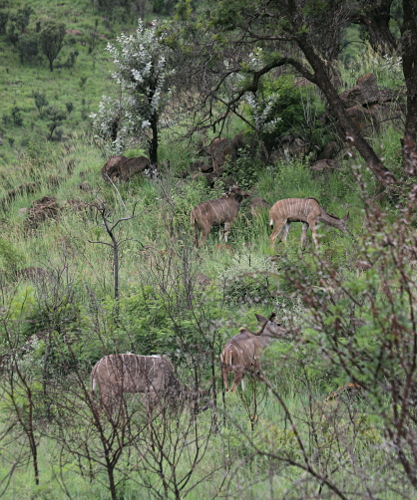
[0,3,415,497]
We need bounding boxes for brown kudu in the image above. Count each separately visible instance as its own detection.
[190,184,249,248]
[269,197,349,249]
[220,313,288,393]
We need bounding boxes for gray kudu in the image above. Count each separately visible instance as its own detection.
[91,353,183,413]
[220,313,288,393]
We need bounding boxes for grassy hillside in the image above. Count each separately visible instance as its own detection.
[0,0,144,166]
[0,2,416,499]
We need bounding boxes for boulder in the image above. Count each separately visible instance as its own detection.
[26,196,60,228]
[246,197,270,216]
[79,181,93,191]
[310,159,339,172]
[1,182,40,209]
[318,141,339,160]
[339,73,379,108]
[207,138,236,170]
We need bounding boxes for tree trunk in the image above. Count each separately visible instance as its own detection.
[149,113,158,165]
[353,0,397,55]
[297,35,396,187]
[400,0,417,176]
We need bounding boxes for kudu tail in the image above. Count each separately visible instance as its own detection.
[90,367,97,399]
[190,210,199,248]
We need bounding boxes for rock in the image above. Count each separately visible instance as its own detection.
[339,73,379,108]
[310,159,339,172]
[318,141,339,160]
[1,182,40,209]
[345,105,379,133]
[79,181,92,191]
[246,197,270,216]
[26,196,60,229]
[207,138,236,171]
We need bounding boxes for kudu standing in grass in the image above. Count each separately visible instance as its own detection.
[91,353,183,414]
[269,197,349,249]
[190,184,249,248]
[220,313,288,393]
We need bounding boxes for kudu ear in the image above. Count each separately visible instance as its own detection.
[255,313,268,324]
[343,212,350,221]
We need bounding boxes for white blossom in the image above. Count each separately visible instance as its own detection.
[91,19,173,156]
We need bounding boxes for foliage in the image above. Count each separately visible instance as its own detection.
[91,19,173,161]
[245,74,328,151]
[38,20,66,72]
[220,251,279,306]
[0,238,26,274]
[43,105,66,140]
[33,91,49,117]
[17,32,39,64]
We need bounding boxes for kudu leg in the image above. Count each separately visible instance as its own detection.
[308,221,319,248]
[199,225,211,247]
[280,221,290,242]
[223,222,231,243]
[222,366,229,392]
[270,220,287,249]
[301,222,309,248]
[230,371,244,393]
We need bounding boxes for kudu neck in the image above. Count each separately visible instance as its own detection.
[319,210,344,228]
[257,332,277,347]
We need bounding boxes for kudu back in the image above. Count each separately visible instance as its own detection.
[220,313,288,393]
[91,353,182,413]
[190,184,249,248]
[269,197,349,249]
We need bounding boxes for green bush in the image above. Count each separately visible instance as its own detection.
[221,252,279,305]
[0,238,26,274]
[246,74,329,151]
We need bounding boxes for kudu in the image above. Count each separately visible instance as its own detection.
[91,353,183,414]
[190,184,249,248]
[269,197,349,249]
[220,313,288,393]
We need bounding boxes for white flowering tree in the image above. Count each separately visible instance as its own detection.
[91,20,172,163]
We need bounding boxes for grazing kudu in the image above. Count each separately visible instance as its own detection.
[220,313,288,393]
[190,184,249,248]
[91,353,183,414]
[269,197,349,249]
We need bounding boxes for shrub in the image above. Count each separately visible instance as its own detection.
[245,74,328,151]
[0,9,9,35]
[17,32,39,63]
[0,238,26,275]
[220,252,279,305]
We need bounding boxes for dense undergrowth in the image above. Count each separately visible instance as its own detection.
[0,127,414,499]
[0,1,417,499]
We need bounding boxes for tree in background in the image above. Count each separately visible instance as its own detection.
[39,20,66,72]
[91,19,173,163]
[44,106,66,140]
[170,0,417,188]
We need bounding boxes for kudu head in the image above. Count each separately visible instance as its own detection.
[254,312,289,341]
[225,184,250,203]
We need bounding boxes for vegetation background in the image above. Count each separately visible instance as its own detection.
[0,0,416,499]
